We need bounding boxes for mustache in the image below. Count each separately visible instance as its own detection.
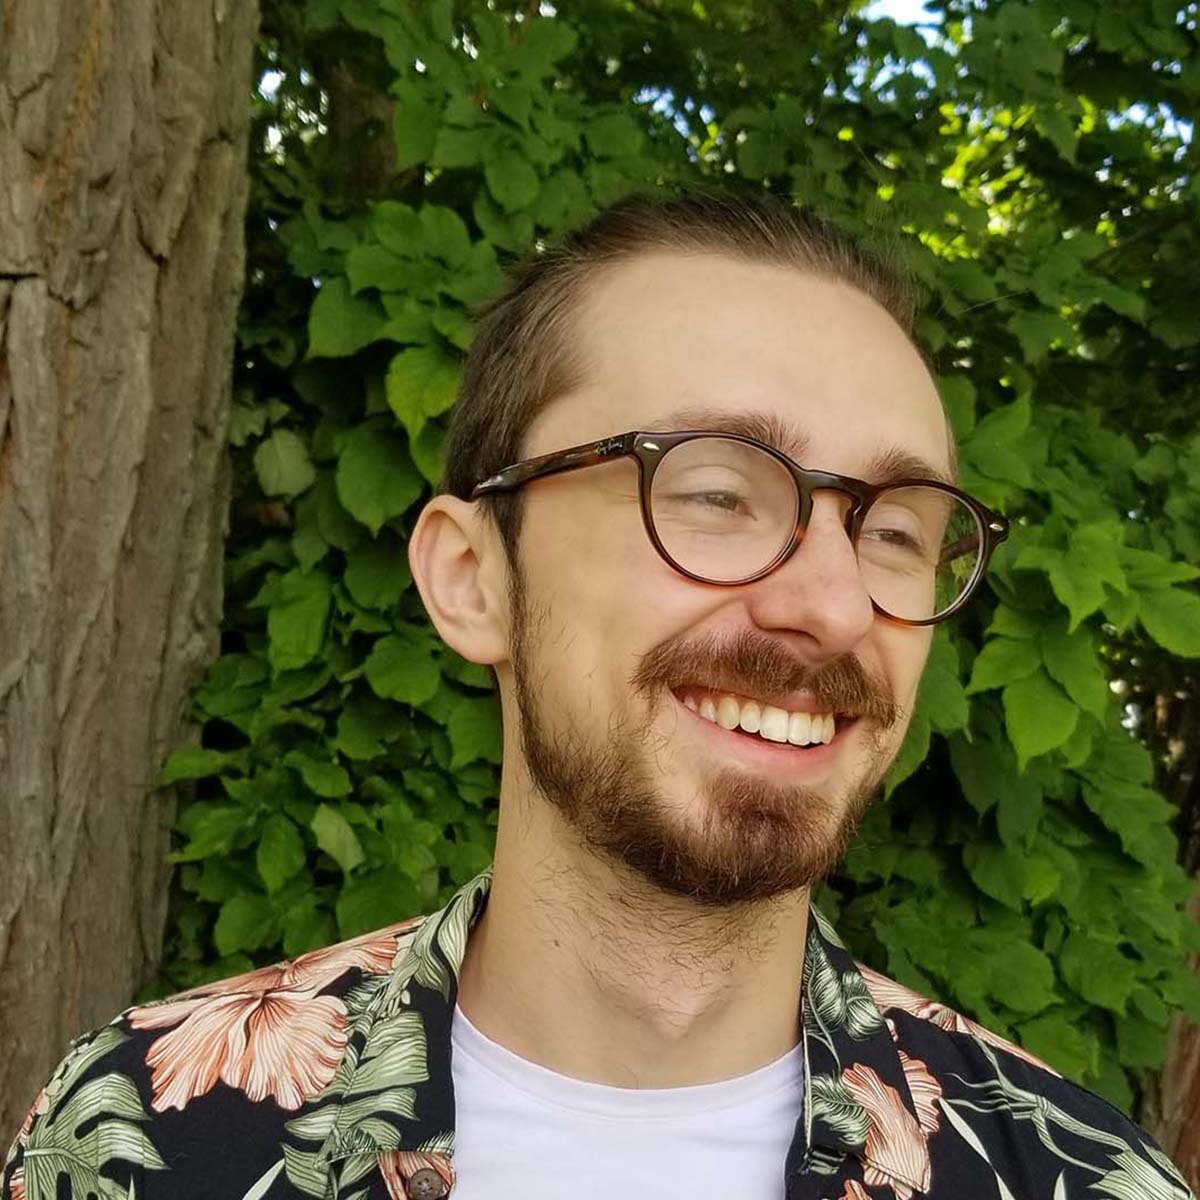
[631,629,901,726]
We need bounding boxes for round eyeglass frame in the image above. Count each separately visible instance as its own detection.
[470,429,1010,627]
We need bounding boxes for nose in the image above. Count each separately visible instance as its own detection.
[741,491,875,655]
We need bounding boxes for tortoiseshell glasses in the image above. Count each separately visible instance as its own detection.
[471,430,1009,626]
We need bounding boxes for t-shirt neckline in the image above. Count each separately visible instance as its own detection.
[450,1003,804,1120]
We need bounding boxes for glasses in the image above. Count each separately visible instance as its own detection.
[471,430,1009,626]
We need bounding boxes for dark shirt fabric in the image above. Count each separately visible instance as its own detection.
[3,868,1192,1200]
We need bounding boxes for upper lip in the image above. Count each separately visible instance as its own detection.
[672,683,859,717]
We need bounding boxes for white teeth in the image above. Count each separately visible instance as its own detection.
[787,712,812,745]
[716,696,740,730]
[760,706,790,742]
[684,691,839,748]
[737,700,762,734]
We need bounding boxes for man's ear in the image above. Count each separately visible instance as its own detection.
[408,495,509,667]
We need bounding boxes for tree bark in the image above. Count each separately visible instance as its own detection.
[0,0,258,1132]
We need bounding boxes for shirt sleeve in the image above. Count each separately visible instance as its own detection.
[1,1022,152,1200]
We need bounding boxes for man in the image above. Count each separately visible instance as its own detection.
[3,191,1192,1200]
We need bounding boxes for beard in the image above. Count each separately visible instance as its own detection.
[509,570,905,908]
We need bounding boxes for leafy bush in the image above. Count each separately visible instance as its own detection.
[151,0,1200,1115]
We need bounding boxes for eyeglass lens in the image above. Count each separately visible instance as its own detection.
[647,437,983,622]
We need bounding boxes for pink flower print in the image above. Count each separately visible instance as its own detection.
[836,1181,874,1200]
[127,919,420,1112]
[896,1043,942,1138]
[841,1063,931,1200]
[859,963,1058,1075]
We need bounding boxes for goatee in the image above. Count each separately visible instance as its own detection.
[510,573,903,907]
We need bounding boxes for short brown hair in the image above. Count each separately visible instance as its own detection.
[442,188,924,559]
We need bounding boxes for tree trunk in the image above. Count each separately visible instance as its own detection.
[0,0,258,1132]
[1142,676,1200,1190]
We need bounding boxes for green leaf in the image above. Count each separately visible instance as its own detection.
[473,190,534,251]
[533,169,591,229]
[1016,1013,1097,1077]
[937,375,976,438]
[987,605,1045,640]
[515,17,578,73]
[985,938,1057,1013]
[1002,671,1079,770]
[995,773,1044,851]
[254,429,316,498]
[884,706,930,797]
[230,402,269,447]
[446,694,504,768]
[963,842,1024,910]
[966,636,1040,694]
[920,632,968,732]
[431,307,474,350]
[971,395,1031,446]
[268,569,332,673]
[157,746,244,786]
[420,205,471,267]
[257,815,308,893]
[1035,106,1077,163]
[585,111,644,158]
[1008,311,1073,362]
[434,125,488,168]
[169,802,249,862]
[386,345,460,439]
[1119,546,1199,590]
[1114,1012,1166,1069]
[949,731,1011,817]
[346,244,412,293]
[292,490,329,572]
[410,422,446,487]
[336,426,423,535]
[215,893,276,956]
[1039,625,1109,719]
[372,201,422,254]
[1046,562,1106,633]
[365,632,441,705]
[484,147,540,213]
[284,751,352,798]
[336,868,420,938]
[311,803,365,874]
[308,277,385,358]
[344,534,412,610]
[392,86,439,168]
[1060,932,1137,1014]
[337,695,398,760]
[1138,587,1200,657]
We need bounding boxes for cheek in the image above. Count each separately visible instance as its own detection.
[516,498,692,713]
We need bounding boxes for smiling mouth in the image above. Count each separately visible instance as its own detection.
[671,686,859,749]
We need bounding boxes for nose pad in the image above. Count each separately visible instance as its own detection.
[796,488,860,547]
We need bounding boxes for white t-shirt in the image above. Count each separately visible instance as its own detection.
[449,1004,805,1199]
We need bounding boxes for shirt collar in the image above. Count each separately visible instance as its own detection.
[315,869,924,1198]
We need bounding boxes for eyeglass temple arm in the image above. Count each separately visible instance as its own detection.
[470,434,635,497]
[938,514,1008,566]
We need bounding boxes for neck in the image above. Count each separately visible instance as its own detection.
[456,790,810,1089]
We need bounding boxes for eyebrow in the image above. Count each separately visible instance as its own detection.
[650,405,959,488]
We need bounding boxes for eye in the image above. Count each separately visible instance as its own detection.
[687,490,747,512]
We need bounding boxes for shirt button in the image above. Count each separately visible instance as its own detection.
[407,1167,446,1199]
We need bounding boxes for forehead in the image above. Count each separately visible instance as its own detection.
[525,250,951,481]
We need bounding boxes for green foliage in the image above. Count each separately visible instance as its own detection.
[151,0,1200,1121]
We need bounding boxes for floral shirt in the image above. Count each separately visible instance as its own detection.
[3,869,1193,1200]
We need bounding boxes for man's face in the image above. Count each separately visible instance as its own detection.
[497,251,949,906]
